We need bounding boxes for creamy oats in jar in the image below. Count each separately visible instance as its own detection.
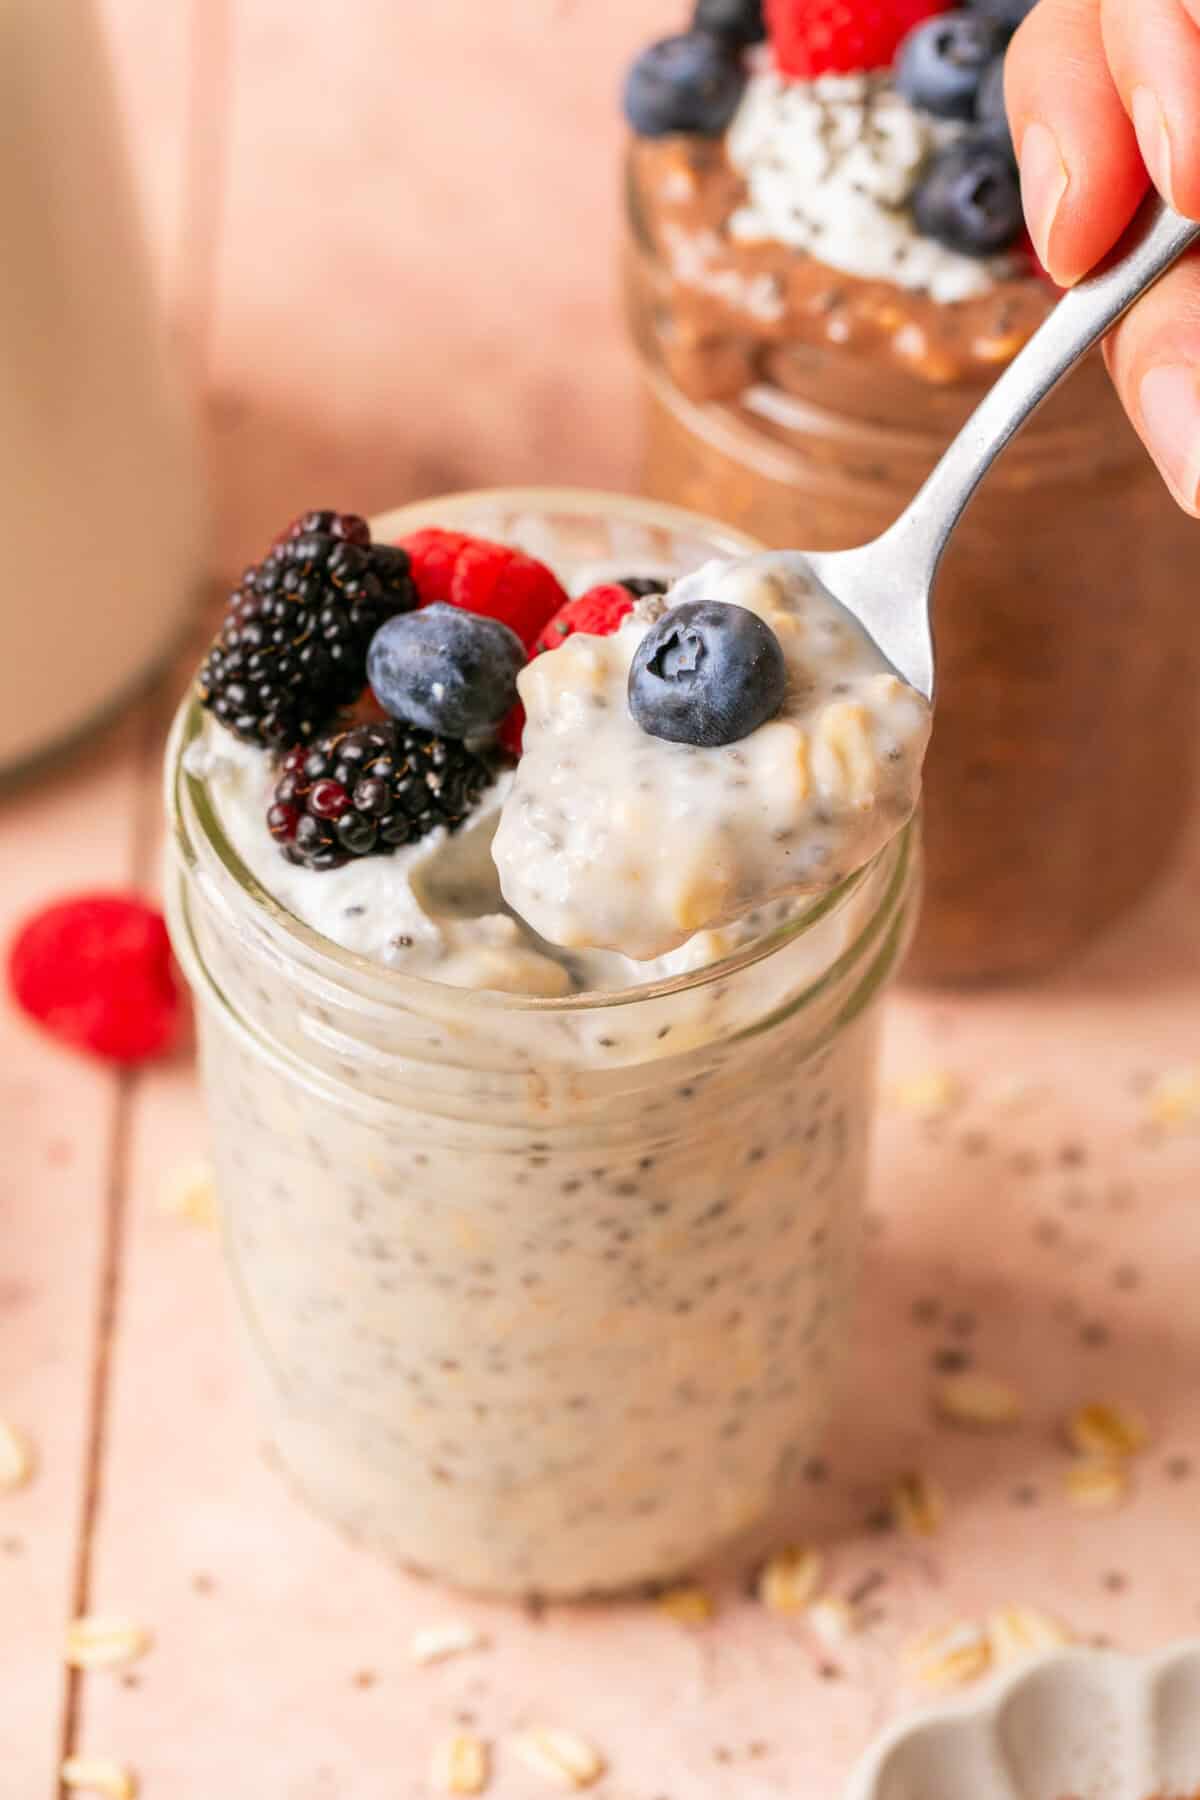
[167,491,924,1596]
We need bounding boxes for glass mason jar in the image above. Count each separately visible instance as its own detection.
[624,156,1200,986]
[165,489,920,1599]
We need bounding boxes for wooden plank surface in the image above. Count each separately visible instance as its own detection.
[0,709,153,1792]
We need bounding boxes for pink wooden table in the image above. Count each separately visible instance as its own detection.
[4,654,1200,1797]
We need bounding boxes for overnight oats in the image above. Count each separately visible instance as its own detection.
[623,0,1200,983]
[166,490,925,1598]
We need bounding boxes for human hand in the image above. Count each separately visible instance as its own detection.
[1007,0,1200,512]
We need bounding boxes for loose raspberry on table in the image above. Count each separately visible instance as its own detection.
[398,529,568,650]
[766,0,951,77]
[8,893,182,1065]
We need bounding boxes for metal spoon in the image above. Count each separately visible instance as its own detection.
[789,196,1200,701]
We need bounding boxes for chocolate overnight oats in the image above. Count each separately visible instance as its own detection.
[622,0,1200,983]
[166,490,923,1597]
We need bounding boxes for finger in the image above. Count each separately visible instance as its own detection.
[1104,248,1200,514]
[1100,0,1200,216]
[1006,0,1146,286]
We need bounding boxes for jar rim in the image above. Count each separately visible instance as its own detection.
[167,485,915,1020]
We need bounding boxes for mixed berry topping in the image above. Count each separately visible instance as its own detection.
[628,599,787,747]
[200,512,790,869]
[267,722,491,872]
[367,603,525,738]
[198,512,417,747]
[9,893,182,1065]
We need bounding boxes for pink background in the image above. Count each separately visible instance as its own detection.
[97,0,680,576]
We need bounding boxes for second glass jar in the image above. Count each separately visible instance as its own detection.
[166,491,921,1600]
[625,175,1200,985]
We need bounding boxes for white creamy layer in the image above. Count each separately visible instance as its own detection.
[492,553,931,960]
[190,724,785,998]
[189,730,573,995]
[727,71,1014,304]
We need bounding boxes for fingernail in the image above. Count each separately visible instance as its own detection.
[1139,364,1200,508]
[1018,122,1069,278]
[1132,86,1175,207]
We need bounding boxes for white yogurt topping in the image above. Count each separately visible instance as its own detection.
[726,71,1015,304]
[191,723,789,998]
[492,553,931,960]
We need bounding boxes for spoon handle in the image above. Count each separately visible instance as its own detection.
[890,195,1200,592]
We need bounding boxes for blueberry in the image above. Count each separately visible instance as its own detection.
[974,54,1012,155]
[367,604,524,739]
[691,0,765,47]
[896,11,1005,120]
[628,600,787,748]
[622,32,746,139]
[911,131,1024,255]
[967,0,1038,34]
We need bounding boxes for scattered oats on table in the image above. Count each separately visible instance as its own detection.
[1065,1401,1149,1461]
[902,1620,991,1691]
[891,1470,944,1536]
[60,1756,137,1799]
[1064,1459,1129,1510]
[409,1621,490,1665]
[887,1069,965,1118]
[1144,1066,1200,1130]
[431,1732,490,1795]
[656,1583,714,1627]
[987,1605,1072,1666]
[512,1727,606,1789]
[935,1373,1023,1430]
[64,1616,152,1671]
[0,1419,34,1491]
[807,1597,858,1651]
[159,1157,218,1228]
[756,1545,823,1614]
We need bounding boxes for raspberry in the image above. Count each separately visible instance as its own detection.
[766,0,951,76]
[399,528,568,650]
[532,584,638,656]
[9,894,181,1065]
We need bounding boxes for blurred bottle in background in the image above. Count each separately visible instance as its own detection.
[0,0,205,778]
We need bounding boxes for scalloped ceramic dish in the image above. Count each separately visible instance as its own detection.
[845,1642,1200,1800]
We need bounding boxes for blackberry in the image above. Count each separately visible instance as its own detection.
[267,721,491,871]
[199,513,418,747]
[280,509,414,600]
[618,576,670,598]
